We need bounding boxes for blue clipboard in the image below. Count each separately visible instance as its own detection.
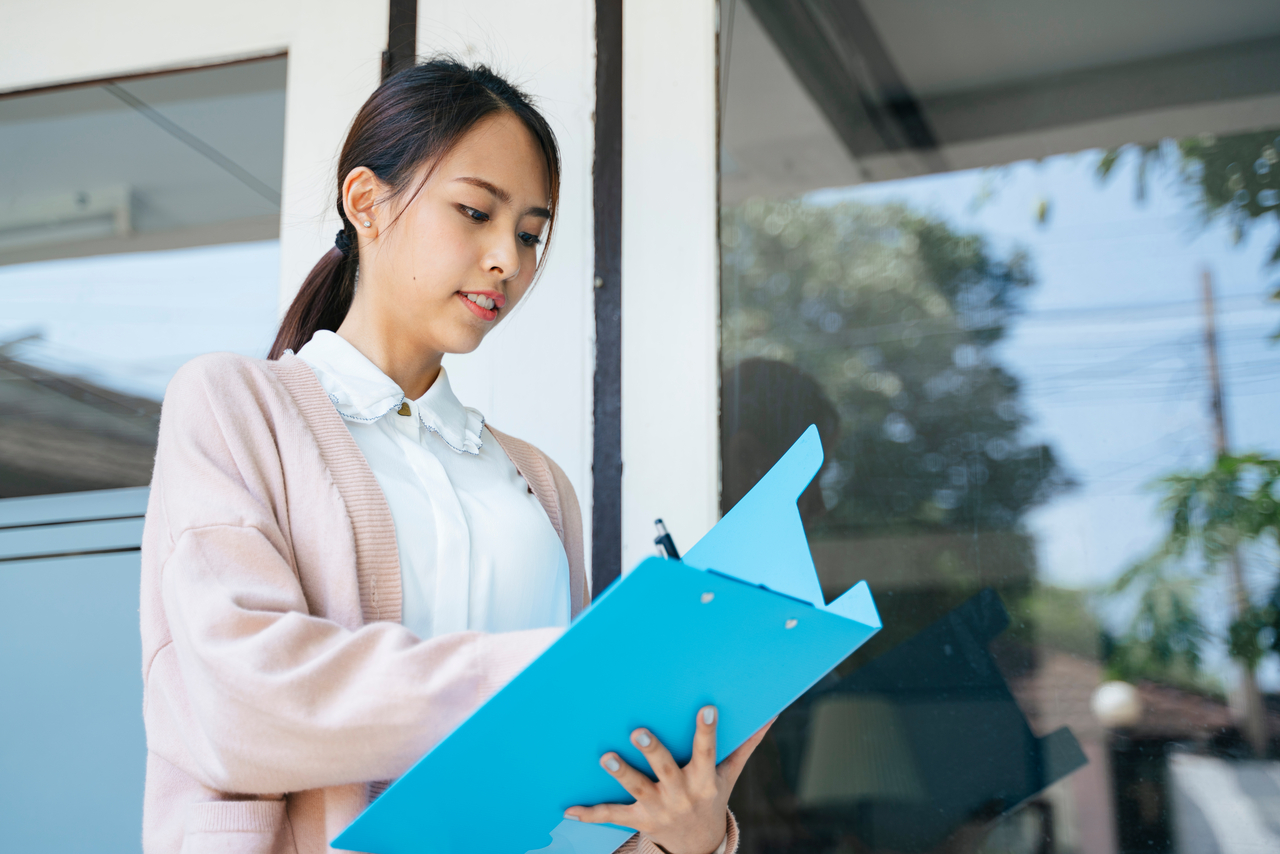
[333,425,882,854]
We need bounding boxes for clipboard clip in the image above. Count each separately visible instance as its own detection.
[653,519,681,560]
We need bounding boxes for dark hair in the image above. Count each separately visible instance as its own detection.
[269,58,561,359]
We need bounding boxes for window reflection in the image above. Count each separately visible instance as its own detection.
[0,58,286,497]
[720,2,1280,852]
[765,589,1086,854]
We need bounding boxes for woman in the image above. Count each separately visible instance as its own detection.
[140,59,765,854]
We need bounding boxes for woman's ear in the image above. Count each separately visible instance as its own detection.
[342,167,382,238]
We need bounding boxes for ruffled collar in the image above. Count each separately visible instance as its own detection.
[296,330,485,455]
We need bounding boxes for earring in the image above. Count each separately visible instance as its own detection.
[362,220,372,227]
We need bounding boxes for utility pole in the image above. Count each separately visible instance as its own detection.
[1202,267,1267,756]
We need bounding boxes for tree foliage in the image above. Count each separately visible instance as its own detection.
[721,198,1073,534]
[1098,128,1280,335]
[1109,454,1280,680]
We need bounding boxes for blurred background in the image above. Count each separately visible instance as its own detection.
[2,1,1280,853]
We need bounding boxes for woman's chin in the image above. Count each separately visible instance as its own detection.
[438,328,489,356]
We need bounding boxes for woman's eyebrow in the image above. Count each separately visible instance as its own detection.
[454,176,551,219]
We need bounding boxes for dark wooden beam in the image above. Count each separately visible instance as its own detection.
[592,0,624,596]
[383,0,419,81]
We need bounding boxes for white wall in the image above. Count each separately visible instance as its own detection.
[0,0,389,321]
[418,3,598,581]
[621,0,721,570]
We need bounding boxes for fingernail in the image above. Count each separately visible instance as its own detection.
[702,707,716,725]
[563,813,580,822]
[605,756,621,772]
[636,731,652,747]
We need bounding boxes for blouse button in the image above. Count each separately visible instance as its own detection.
[397,402,411,416]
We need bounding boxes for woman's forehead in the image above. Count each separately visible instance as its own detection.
[434,114,551,202]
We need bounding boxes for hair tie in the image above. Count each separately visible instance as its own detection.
[334,228,353,256]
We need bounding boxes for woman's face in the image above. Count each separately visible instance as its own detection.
[348,111,551,358]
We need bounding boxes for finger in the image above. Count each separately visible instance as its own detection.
[689,705,719,774]
[632,727,681,783]
[716,716,774,786]
[564,803,637,826]
[600,752,655,801]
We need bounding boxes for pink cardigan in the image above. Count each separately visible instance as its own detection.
[140,353,738,854]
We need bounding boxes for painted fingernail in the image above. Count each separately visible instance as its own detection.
[703,707,716,725]
[636,731,652,747]
[605,756,621,772]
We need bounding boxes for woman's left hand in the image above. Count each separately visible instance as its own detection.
[563,707,772,854]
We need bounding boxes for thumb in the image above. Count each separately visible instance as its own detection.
[716,718,774,787]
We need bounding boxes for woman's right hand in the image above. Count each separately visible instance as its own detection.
[564,707,772,854]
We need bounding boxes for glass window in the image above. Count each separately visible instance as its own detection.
[720,3,1280,852]
[0,57,286,497]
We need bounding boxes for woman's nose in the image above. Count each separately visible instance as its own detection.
[485,237,521,280]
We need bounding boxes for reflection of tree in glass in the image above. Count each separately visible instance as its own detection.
[1093,130,1280,752]
[720,198,1073,536]
[1108,453,1280,753]
[1099,129,1280,334]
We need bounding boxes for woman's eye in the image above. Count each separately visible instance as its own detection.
[460,205,489,223]
[518,232,542,248]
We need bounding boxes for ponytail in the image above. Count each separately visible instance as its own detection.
[267,57,562,360]
[268,222,357,358]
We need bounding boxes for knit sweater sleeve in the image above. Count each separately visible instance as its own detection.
[142,355,561,795]
[615,809,740,854]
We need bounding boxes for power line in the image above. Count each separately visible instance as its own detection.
[775,295,1277,354]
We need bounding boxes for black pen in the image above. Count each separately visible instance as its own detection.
[653,518,681,560]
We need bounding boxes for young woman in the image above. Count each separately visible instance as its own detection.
[140,60,765,854]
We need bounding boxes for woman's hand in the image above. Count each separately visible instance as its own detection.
[563,707,772,854]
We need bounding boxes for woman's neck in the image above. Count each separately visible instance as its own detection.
[336,304,443,401]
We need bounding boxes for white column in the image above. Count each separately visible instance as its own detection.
[621,0,721,571]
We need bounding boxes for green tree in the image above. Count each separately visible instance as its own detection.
[720,198,1073,536]
[1110,453,1280,753]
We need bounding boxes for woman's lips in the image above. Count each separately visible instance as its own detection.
[457,292,498,321]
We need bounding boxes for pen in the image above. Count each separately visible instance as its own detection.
[653,518,681,560]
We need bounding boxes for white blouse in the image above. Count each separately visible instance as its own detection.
[296,330,571,639]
